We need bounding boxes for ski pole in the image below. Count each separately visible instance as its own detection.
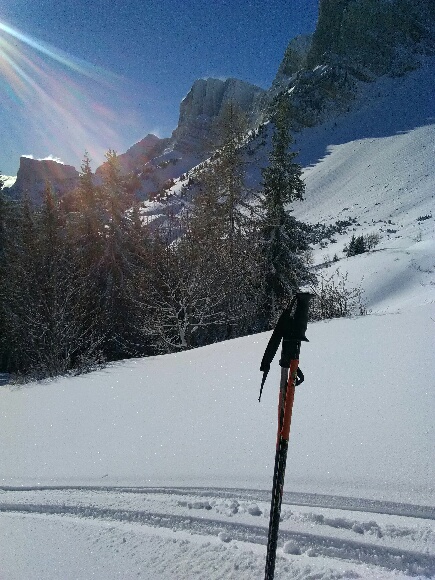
[259,292,313,580]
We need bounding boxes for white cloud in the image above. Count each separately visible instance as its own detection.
[22,154,65,164]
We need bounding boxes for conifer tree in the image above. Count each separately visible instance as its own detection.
[346,234,366,257]
[0,193,39,373]
[0,175,9,370]
[17,185,91,376]
[78,151,102,237]
[260,93,312,325]
[189,102,260,339]
[189,165,225,245]
[97,150,144,359]
[213,101,248,247]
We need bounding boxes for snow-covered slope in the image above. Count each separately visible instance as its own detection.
[142,57,435,313]
[1,303,434,503]
[290,57,435,312]
[1,305,434,578]
[294,58,435,237]
[1,175,17,188]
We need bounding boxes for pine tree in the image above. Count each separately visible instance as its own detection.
[0,175,10,370]
[122,202,155,357]
[18,185,93,376]
[346,234,366,257]
[78,152,101,229]
[189,165,225,245]
[189,102,261,340]
[213,101,248,246]
[97,150,144,359]
[0,194,37,372]
[260,93,312,325]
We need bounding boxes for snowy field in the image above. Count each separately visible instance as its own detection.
[1,59,435,578]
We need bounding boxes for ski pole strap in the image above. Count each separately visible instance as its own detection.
[296,367,304,386]
[258,373,267,402]
[259,298,297,402]
[258,293,313,401]
[259,308,293,373]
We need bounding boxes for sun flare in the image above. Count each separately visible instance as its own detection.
[0,19,131,168]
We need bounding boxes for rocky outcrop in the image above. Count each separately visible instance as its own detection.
[266,0,435,133]
[171,77,266,153]
[8,157,79,204]
[272,34,312,89]
[307,0,435,77]
[96,134,169,177]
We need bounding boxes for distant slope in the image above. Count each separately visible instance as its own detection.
[141,57,435,312]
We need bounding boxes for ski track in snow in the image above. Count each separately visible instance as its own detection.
[1,486,434,578]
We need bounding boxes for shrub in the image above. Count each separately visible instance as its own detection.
[364,232,381,250]
[309,269,366,321]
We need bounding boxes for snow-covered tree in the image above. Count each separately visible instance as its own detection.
[259,93,312,325]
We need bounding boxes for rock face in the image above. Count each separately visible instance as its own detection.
[171,77,266,152]
[272,34,313,89]
[307,0,435,76]
[96,134,169,177]
[267,0,435,133]
[178,77,265,125]
[124,77,267,199]
[8,157,79,204]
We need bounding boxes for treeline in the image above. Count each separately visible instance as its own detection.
[0,97,313,379]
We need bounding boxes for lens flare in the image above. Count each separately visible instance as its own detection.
[0,20,119,85]
[0,18,137,170]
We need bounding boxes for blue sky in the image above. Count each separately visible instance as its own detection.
[0,0,318,175]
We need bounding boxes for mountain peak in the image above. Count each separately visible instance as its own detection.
[172,76,265,153]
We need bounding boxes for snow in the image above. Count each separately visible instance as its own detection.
[1,58,435,578]
[1,174,17,188]
[1,303,434,501]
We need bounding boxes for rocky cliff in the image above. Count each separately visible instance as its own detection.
[170,77,266,153]
[8,157,79,203]
[96,134,169,178]
[268,0,435,132]
[307,0,435,76]
[272,34,312,89]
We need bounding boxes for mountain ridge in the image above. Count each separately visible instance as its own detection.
[3,0,434,205]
